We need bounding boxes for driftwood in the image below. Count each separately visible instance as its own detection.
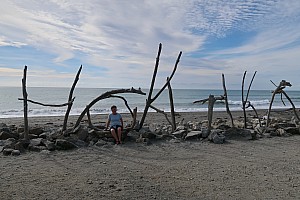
[222,74,234,127]
[241,71,257,128]
[86,94,136,130]
[18,98,75,107]
[21,66,29,140]
[167,77,176,131]
[63,65,82,131]
[130,107,138,129]
[149,105,173,126]
[266,80,300,127]
[74,88,146,128]
[194,95,225,132]
[139,43,182,129]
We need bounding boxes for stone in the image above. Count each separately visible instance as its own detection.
[212,133,226,144]
[30,138,43,146]
[95,139,107,147]
[0,131,17,140]
[39,132,51,139]
[184,131,202,140]
[224,127,252,140]
[11,150,21,156]
[171,130,186,138]
[42,140,56,151]
[14,141,26,153]
[201,128,209,138]
[3,148,14,156]
[17,126,24,134]
[285,127,300,135]
[139,126,151,134]
[29,145,47,152]
[55,139,78,150]
[0,138,16,151]
[141,132,156,139]
[175,125,185,131]
[276,128,290,137]
[29,127,44,135]
[77,128,89,141]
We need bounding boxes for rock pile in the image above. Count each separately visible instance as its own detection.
[1,115,299,156]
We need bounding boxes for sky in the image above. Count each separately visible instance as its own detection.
[0,0,300,90]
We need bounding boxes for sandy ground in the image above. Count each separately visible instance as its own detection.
[1,110,300,199]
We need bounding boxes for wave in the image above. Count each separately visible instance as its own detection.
[227,99,270,106]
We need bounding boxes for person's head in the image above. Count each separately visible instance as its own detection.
[111,105,117,113]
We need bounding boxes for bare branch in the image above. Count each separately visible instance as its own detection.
[18,97,75,107]
[149,105,173,126]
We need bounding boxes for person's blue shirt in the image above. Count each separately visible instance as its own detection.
[108,113,122,128]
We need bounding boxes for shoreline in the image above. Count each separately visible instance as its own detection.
[0,108,296,128]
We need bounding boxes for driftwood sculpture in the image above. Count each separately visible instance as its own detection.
[19,66,81,136]
[21,66,29,140]
[222,74,234,127]
[241,71,257,128]
[266,80,300,127]
[62,65,82,131]
[139,43,182,130]
[74,88,146,129]
[194,95,225,132]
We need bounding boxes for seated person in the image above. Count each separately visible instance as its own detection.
[105,105,123,144]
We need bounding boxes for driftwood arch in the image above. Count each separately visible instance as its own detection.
[74,88,146,128]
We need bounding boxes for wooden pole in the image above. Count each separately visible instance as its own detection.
[167,77,176,132]
[22,66,29,140]
[207,95,215,132]
[63,65,82,131]
[222,74,234,127]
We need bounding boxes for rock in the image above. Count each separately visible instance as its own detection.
[39,132,51,139]
[3,148,14,156]
[11,150,21,156]
[42,140,56,151]
[175,126,186,131]
[171,130,186,138]
[0,123,7,128]
[224,127,252,140]
[29,127,44,135]
[139,127,151,134]
[14,141,28,153]
[184,131,202,140]
[276,128,290,137]
[212,133,225,144]
[215,124,231,130]
[77,128,89,141]
[0,131,17,140]
[0,138,16,151]
[30,138,43,146]
[285,127,300,135]
[169,138,181,143]
[95,139,107,147]
[29,145,47,152]
[201,128,209,138]
[17,126,24,134]
[55,139,78,150]
[141,132,156,139]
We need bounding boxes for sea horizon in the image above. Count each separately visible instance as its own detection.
[0,86,299,118]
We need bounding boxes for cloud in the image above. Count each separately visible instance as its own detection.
[0,0,300,89]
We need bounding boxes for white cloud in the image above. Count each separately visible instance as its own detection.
[0,0,299,89]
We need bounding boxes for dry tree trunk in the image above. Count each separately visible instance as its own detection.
[22,66,29,140]
[149,105,173,126]
[167,77,176,132]
[222,74,234,127]
[139,43,182,129]
[63,65,82,131]
[241,71,257,128]
[130,107,138,129]
[74,88,145,128]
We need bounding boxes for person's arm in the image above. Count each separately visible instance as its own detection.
[120,117,124,128]
[105,115,110,130]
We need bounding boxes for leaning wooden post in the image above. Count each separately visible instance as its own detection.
[62,65,82,131]
[167,77,176,132]
[222,74,234,127]
[207,95,215,132]
[139,43,162,129]
[22,66,29,140]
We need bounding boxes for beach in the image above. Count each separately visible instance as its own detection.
[1,110,300,199]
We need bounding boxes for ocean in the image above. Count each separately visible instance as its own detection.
[0,87,300,118]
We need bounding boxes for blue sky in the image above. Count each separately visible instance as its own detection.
[0,0,300,90]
